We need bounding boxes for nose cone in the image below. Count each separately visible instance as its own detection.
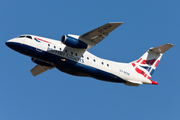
[5,40,22,52]
[5,41,13,48]
[5,40,17,50]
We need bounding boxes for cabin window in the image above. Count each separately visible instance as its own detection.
[48,44,50,47]
[82,55,84,58]
[54,46,56,48]
[75,53,77,56]
[59,48,61,50]
[107,64,109,67]
[102,62,104,65]
[87,57,89,60]
[93,59,96,62]
[65,50,67,53]
[71,52,73,54]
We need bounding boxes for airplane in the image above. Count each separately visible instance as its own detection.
[6,22,174,86]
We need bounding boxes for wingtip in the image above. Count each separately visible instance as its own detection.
[108,22,123,24]
[167,43,174,47]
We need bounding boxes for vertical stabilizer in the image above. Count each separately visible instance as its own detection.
[131,43,173,80]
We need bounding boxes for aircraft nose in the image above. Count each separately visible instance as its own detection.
[5,41,14,49]
[5,41,11,47]
[5,40,22,52]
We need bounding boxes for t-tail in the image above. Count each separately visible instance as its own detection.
[131,43,174,85]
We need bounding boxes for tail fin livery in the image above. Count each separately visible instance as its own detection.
[131,43,173,80]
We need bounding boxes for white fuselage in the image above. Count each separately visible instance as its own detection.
[6,35,153,85]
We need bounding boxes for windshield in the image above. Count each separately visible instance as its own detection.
[26,35,32,39]
[16,35,32,39]
[17,35,26,38]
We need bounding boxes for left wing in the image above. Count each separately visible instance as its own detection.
[30,65,54,76]
[79,22,123,48]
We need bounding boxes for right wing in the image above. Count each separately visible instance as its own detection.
[30,65,54,76]
[79,22,123,49]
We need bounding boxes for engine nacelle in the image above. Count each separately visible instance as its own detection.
[61,35,88,49]
[31,58,54,67]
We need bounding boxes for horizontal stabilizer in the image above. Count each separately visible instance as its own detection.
[149,43,174,53]
[124,80,143,87]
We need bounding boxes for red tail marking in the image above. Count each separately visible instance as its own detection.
[147,76,151,79]
[137,58,142,63]
[142,71,145,76]
[135,67,143,74]
[132,63,136,67]
[150,80,158,85]
[155,60,159,67]
[141,60,147,64]
[144,74,147,77]
[135,67,142,74]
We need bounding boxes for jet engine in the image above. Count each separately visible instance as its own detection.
[31,58,54,67]
[61,35,87,49]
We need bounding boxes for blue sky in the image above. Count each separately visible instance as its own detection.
[1,0,180,120]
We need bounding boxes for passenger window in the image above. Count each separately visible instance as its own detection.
[59,48,61,50]
[65,50,67,53]
[87,57,89,60]
[107,64,109,67]
[75,53,77,56]
[93,59,96,62]
[82,55,84,58]
[48,44,50,46]
[71,52,73,54]
[54,46,56,48]
[102,62,104,65]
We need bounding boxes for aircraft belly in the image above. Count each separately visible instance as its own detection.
[52,58,126,83]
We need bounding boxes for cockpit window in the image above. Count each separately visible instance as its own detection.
[16,35,32,39]
[26,36,32,39]
[17,35,26,38]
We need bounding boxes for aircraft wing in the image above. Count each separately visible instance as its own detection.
[30,64,54,76]
[79,22,123,49]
